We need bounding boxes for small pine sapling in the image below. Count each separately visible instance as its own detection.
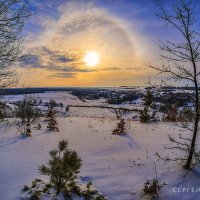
[22,140,106,199]
[139,90,155,123]
[112,118,126,135]
[139,107,151,123]
[46,105,59,132]
[38,140,82,194]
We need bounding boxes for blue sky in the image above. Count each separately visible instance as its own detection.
[26,0,163,39]
[18,0,200,87]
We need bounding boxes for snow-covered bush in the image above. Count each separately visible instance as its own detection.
[21,179,50,200]
[163,103,178,122]
[81,182,107,200]
[143,179,166,198]
[178,107,194,124]
[142,162,166,198]
[19,122,32,137]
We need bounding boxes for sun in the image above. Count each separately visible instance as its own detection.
[84,51,99,67]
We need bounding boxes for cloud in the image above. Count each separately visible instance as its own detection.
[99,66,142,71]
[21,46,139,75]
[55,56,74,63]
[20,0,151,84]
[19,45,142,80]
[20,46,98,78]
[49,72,76,79]
[22,46,76,68]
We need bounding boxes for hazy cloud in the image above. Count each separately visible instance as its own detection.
[49,72,76,79]
[20,0,151,85]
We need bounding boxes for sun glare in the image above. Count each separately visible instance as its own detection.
[84,51,99,67]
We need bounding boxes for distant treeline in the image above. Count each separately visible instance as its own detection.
[147,86,200,91]
[0,87,105,95]
[0,86,199,96]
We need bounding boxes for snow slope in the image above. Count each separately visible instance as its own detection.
[0,92,199,200]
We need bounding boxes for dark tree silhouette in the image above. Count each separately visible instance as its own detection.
[148,0,200,169]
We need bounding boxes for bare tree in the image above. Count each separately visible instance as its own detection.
[148,0,200,169]
[15,95,41,136]
[0,0,31,88]
[15,95,41,125]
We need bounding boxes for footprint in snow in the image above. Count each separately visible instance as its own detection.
[118,134,140,149]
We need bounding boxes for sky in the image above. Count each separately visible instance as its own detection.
[16,0,197,87]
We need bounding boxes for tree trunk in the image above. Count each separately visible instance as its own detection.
[184,115,199,169]
[184,75,199,169]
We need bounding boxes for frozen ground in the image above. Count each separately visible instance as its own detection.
[0,91,199,200]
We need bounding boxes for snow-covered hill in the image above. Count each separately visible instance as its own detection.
[0,91,199,200]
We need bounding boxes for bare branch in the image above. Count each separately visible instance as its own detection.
[0,0,31,88]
